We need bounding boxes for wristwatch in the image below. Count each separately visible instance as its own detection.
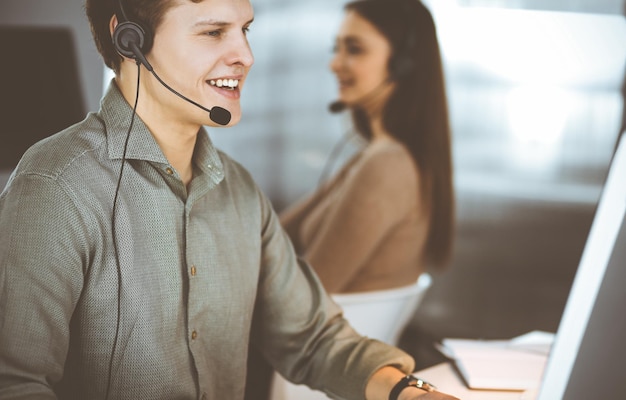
[389,375,436,400]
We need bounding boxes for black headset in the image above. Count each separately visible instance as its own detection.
[107,4,143,399]
[388,0,418,81]
[112,0,153,66]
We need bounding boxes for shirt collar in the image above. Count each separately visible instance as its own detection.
[194,128,225,185]
[100,80,224,185]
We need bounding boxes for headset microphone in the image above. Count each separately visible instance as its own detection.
[127,42,231,126]
[329,100,347,113]
[328,78,392,114]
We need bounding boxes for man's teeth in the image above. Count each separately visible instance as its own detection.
[209,79,239,89]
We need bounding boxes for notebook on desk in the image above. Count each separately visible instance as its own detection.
[439,331,553,391]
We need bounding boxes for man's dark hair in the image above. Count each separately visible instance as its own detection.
[85,0,202,72]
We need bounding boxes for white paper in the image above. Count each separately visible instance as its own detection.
[440,331,554,391]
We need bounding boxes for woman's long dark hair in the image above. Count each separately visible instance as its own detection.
[346,0,455,269]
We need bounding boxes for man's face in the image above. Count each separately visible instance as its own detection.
[143,0,254,127]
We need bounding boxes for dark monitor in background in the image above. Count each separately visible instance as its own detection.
[536,132,626,399]
[0,26,85,170]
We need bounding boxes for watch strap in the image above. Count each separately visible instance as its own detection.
[389,375,436,400]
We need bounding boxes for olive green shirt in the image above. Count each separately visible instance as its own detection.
[0,82,413,400]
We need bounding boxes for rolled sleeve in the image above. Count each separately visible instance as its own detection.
[251,192,414,399]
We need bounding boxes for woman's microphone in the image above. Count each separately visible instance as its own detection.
[328,78,392,113]
[329,99,348,113]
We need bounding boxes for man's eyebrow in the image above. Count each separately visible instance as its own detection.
[194,19,230,28]
[193,18,255,28]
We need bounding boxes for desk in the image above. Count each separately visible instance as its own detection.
[415,363,538,400]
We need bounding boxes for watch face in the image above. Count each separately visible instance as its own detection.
[412,376,436,392]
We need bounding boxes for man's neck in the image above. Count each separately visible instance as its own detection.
[115,72,199,187]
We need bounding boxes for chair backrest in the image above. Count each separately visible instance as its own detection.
[269,274,433,400]
[332,273,432,345]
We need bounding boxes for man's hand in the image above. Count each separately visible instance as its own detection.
[399,388,460,400]
[366,366,460,400]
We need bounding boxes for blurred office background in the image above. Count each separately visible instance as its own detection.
[1,0,625,370]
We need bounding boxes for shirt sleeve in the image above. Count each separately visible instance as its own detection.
[251,184,415,399]
[0,173,88,399]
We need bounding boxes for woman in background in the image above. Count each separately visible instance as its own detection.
[280,0,455,293]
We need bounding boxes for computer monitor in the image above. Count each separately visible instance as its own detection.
[536,132,626,399]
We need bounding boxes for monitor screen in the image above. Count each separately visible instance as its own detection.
[537,132,626,399]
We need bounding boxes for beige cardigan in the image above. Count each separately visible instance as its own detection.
[280,138,430,293]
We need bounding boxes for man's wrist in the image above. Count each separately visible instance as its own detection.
[397,386,428,400]
[389,375,436,400]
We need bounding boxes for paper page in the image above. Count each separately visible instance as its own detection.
[440,332,552,391]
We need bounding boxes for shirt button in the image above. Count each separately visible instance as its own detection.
[165,167,174,175]
[190,265,197,276]
[207,164,213,169]
[191,330,198,340]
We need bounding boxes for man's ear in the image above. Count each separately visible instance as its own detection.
[109,14,119,37]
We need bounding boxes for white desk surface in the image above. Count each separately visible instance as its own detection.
[415,363,537,400]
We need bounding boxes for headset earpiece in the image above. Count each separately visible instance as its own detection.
[113,21,147,59]
[388,0,417,81]
[390,54,414,81]
[113,0,153,60]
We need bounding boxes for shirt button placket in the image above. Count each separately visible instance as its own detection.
[190,265,198,343]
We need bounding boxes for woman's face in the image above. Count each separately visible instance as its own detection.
[330,10,394,114]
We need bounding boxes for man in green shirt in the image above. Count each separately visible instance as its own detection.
[0,0,458,399]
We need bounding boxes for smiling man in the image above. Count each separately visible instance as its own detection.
[0,1,459,399]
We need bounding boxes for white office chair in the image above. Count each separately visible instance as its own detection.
[269,273,433,400]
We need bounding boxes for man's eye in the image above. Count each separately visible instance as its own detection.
[206,30,222,37]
